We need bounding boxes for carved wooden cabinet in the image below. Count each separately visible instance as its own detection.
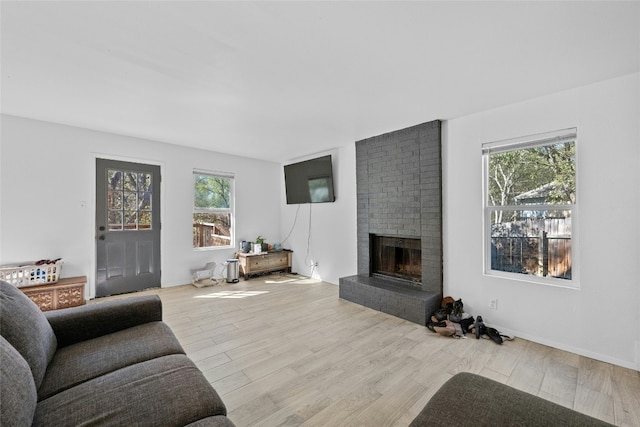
[237,251,292,279]
[20,276,86,311]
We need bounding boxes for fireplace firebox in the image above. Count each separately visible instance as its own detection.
[371,235,421,284]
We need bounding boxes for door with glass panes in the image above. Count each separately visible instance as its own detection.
[96,159,160,297]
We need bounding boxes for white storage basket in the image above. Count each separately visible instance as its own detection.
[0,260,63,287]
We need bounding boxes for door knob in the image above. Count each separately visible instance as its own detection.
[99,226,105,231]
[99,235,105,240]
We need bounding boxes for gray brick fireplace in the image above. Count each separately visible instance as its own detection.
[339,120,442,325]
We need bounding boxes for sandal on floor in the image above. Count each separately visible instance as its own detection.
[474,316,485,339]
[485,327,503,345]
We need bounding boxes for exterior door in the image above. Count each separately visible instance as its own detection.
[96,159,160,297]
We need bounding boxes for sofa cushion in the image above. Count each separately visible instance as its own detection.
[34,354,228,427]
[0,336,38,427]
[0,280,57,389]
[38,321,185,400]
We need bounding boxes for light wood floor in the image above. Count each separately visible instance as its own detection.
[119,274,640,427]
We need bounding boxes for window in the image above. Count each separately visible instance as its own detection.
[193,172,234,249]
[482,128,577,285]
[107,169,153,230]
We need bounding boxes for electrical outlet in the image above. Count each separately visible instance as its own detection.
[313,261,319,267]
[489,298,498,310]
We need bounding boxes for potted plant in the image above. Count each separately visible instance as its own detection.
[254,235,266,254]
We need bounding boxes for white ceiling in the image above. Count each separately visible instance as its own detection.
[2,1,639,162]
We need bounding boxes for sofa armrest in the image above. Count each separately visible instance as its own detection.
[45,295,163,347]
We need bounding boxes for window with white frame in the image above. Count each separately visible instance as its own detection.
[482,128,577,285]
[193,171,234,249]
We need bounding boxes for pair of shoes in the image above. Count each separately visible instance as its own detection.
[474,316,486,339]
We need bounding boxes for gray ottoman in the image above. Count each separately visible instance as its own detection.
[410,372,614,427]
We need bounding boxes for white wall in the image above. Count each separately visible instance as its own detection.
[279,144,358,285]
[0,115,282,297]
[444,73,640,370]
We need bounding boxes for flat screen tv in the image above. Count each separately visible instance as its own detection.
[284,155,336,204]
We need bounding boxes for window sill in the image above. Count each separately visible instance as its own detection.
[484,270,579,290]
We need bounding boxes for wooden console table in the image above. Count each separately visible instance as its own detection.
[237,251,292,279]
[20,275,86,311]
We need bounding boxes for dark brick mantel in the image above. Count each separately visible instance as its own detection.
[339,120,443,325]
[355,120,442,293]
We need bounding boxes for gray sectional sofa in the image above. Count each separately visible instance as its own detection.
[0,280,235,427]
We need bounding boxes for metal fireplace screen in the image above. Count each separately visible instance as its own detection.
[371,235,421,283]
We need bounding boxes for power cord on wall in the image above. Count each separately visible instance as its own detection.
[281,203,316,276]
[304,203,313,268]
[280,204,301,246]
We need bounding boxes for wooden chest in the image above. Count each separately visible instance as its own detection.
[20,276,86,311]
[237,251,292,279]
